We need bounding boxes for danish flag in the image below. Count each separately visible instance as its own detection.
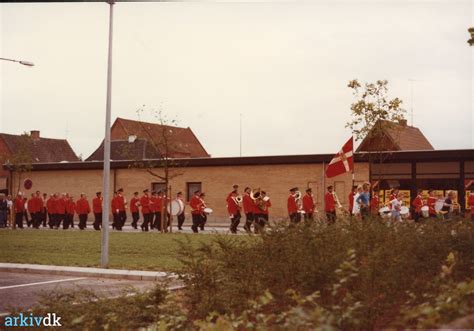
[325,137,354,178]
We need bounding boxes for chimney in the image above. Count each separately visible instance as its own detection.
[398,119,407,127]
[30,130,40,140]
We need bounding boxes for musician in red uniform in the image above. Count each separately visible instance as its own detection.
[388,189,399,209]
[130,192,140,229]
[116,188,127,230]
[140,189,152,231]
[302,188,315,221]
[468,188,474,222]
[189,190,202,233]
[46,194,54,228]
[14,192,25,229]
[41,192,48,227]
[27,193,36,228]
[199,193,208,230]
[32,191,43,229]
[176,192,186,230]
[65,195,76,229]
[242,187,255,233]
[427,190,437,217]
[412,189,424,222]
[227,190,241,234]
[370,189,380,215]
[111,191,120,230]
[287,187,299,223]
[92,192,102,231]
[348,186,357,216]
[256,191,271,233]
[324,185,336,224]
[57,193,67,229]
[76,193,91,230]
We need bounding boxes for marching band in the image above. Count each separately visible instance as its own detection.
[1,181,473,234]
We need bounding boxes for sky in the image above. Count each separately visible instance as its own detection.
[0,0,472,159]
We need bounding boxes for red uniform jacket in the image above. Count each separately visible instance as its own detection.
[262,199,271,215]
[46,198,54,214]
[302,194,315,213]
[111,197,120,214]
[27,198,37,214]
[190,195,202,215]
[468,194,474,215]
[348,191,354,214]
[242,194,255,214]
[140,195,151,214]
[324,192,335,212]
[287,195,298,214]
[76,198,90,215]
[92,197,102,214]
[370,195,379,213]
[130,197,139,213]
[14,197,24,212]
[428,196,437,215]
[57,198,67,215]
[66,200,76,215]
[412,195,423,213]
[117,195,126,212]
[150,197,157,213]
[227,196,240,215]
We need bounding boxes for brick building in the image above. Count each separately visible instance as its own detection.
[0,131,78,194]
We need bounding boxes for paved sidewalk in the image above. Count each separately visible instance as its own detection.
[0,263,174,281]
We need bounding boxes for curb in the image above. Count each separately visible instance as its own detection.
[0,263,175,281]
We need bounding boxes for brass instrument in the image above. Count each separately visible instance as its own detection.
[333,191,343,209]
[235,195,243,203]
[251,189,262,200]
[294,190,303,211]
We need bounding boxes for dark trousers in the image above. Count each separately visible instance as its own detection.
[42,209,47,227]
[414,211,421,222]
[191,213,201,233]
[63,214,73,229]
[112,213,121,230]
[56,214,65,228]
[15,212,24,228]
[94,213,102,230]
[141,212,152,231]
[119,211,127,228]
[131,212,139,229]
[177,213,185,229]
[326,211,336,224]
[153,212,162,230]
[47,213,53,228]
[254,213,267,233]
[200,214,207,230]
[32,212,41,229]
[289,212,301,223]
[304,212,314,222]
[244,212,254,232]
[360,207,369,220]
[230,211,241,233]
[78,214,88,230]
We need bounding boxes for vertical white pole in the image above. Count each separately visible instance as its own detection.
[101,0,114,268]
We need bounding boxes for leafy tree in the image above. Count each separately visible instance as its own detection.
[346,79,406,187]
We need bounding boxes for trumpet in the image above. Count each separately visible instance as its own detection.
[333,192,343,209]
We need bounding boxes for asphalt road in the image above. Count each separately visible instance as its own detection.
[0,271,157,315]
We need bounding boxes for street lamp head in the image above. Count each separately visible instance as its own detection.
[19,61,34,67]
[468,27,474,46]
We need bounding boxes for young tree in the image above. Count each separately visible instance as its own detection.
[346,79,406,187]
[127,106,186,232]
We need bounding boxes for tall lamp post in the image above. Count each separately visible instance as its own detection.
[0,57,34,67]
[101,0,115,268]
[469,28,474,148]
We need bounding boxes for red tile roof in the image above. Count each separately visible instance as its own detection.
[86,138,161,161]
[356,120,434,152]
[111,117,210,158]
[0,133,79,163]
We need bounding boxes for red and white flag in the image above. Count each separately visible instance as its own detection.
[326,137,354,178]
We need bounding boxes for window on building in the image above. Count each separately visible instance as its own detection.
[186,182,202,202]
[152,182,166,194]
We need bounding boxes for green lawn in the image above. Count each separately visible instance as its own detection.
[0,229,225,271]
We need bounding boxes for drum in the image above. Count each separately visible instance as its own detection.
[400,206,409,219]
[203,207,213,214]
[167,200,183,216]
[421,206,429,218]
[379,206,390,218]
